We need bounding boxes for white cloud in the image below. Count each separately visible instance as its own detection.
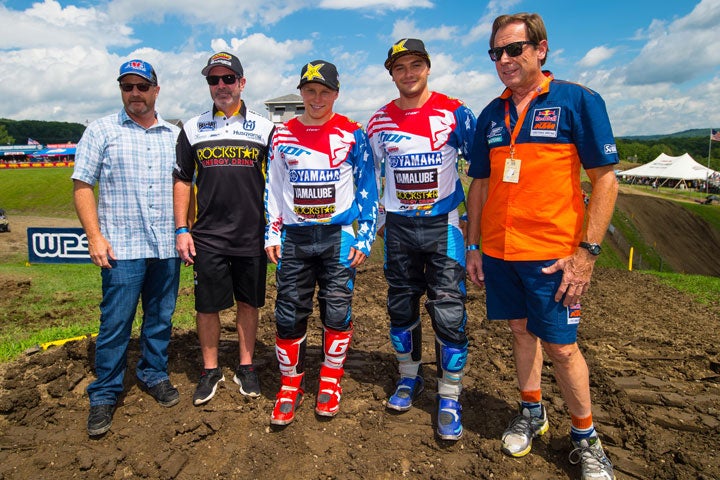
[464,0,522,45]
[625,0,720,85]
[577,46,615,68]
[0,0,135,49]
[390,19,459,42]
[319,0,433,9]
[1,46,126,123]
[106,0,307,33]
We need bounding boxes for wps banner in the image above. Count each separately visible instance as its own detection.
[27,227,91,264]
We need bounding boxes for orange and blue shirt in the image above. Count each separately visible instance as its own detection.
[468,73,618,261]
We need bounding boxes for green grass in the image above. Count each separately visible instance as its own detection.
[0,260,272,361]
[0,163,199,359]
[595,240,625,269]
[0,167,77,217]
[628,183,717,204]
[0,260,197,361]
[649,271,720,307]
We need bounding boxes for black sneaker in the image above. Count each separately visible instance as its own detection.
[142,379,180,407]
[193,368,225,406]
[87,404,114,436]
[233,364,261,397]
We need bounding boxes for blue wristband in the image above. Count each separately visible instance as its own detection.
[466,244,479,251]
[175,226,189,235]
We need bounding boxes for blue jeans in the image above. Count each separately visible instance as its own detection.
[87,258,180,406]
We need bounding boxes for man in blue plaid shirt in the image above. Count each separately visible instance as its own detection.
[72,59,181,437]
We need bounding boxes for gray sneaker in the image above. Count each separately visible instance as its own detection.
[569,436,616,480]
[501,404,549,457]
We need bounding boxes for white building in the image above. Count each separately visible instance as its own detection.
[265,94,304,125]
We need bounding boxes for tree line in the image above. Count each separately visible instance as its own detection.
[0,118,86,145]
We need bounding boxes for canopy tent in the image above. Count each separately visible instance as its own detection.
[30,147,76,158]
[620,153,719,188]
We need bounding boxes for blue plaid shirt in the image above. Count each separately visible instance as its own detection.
[72,109,180,260]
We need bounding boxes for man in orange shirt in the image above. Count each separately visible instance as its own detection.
[465,13,618,480]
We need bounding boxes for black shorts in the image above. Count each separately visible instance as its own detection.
[193,248,267,313]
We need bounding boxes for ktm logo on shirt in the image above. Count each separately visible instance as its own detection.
[530,107,561,138]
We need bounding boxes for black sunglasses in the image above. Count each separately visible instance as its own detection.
[488,41,536,62]
[119,82,154,92]
[206,74,239,86]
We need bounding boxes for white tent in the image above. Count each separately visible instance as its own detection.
[620,153,719,188]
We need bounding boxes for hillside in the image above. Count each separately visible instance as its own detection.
[618,128,713,141]
[613,190,720,276]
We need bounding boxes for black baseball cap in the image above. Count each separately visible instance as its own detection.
[297,60,340,91]
[384,38,431,71]
[201,52,244,77]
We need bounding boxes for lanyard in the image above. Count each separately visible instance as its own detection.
[504,90,540,159]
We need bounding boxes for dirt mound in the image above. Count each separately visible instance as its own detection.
[1,262,719,480]
[615,192,720,276]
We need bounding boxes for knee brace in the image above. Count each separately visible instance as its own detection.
[275,335,307,376]
[322,325,353,369]
[390,319,422,377]
[435,336,467,398]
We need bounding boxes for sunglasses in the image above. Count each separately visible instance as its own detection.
[120,82,154,92]
[206,74,239,86]
[488,41,536,62]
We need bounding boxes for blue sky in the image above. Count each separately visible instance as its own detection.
[1,0,718,137]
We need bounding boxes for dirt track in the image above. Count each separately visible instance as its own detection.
[615,192,720,276]
[0,194,719,479]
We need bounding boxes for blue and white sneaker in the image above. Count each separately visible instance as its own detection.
[569,436,616,480]
[437,397,463,440]
[387,375,424,411]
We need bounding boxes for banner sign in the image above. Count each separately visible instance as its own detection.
[27,227,91,264]
[0,161,74,169]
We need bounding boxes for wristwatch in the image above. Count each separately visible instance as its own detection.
[579,242,602,256]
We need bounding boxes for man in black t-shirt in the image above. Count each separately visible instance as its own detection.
[173,52,275,406]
